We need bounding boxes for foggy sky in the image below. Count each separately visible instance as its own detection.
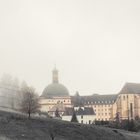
[0,0,140,95]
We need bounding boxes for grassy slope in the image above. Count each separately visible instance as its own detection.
[0,110,140,140]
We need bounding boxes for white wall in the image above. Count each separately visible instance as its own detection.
[62,114,96,124]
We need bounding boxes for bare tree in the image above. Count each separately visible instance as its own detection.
[20,86,40,118]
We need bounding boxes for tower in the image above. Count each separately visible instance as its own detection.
[52,67,59,83]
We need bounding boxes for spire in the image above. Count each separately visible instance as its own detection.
[52,67,59,83]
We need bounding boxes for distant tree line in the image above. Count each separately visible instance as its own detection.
[108,118,140,132]
[94,113,140,132]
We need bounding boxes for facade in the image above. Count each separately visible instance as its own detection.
[39,68,72,115]
[62,107,96,124]
[40,68,140,122]
[48,102,66,117]
[71,93,117,121]
[116,83,140,120]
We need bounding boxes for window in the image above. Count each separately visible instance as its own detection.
[89,120,91,124]
[81,115,83,119]
[123,96,125,100]
[127,95,128,99]
[130,103,133,118]
[81,120,83,123]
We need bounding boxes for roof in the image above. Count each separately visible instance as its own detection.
[41,68,69,98]
[119,83,140,94]
[63,107,95,116]
[41,83,69,98]
[76,107,96,115]
[86,94,117,103]
[71,94,118,106]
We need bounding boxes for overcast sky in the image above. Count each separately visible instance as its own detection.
[0,0,140,95]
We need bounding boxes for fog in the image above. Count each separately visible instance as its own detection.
[0,0,140,95]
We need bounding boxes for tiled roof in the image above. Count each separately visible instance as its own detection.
[84,94,118,104]
[63,107,95,116]
[63,107,73,116]
[119,83,140,94]
[76,107,95,115]
[71,94,118,106]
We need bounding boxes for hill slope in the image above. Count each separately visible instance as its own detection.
[0,110,140,140]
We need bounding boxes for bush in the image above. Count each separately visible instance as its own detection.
[95,120,109,126]
[108,119,140,132]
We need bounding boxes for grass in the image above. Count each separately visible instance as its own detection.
[0,110,140,140]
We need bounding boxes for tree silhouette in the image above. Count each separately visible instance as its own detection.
[71,110,78,123]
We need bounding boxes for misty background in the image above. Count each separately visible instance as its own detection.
[0,0,140,95]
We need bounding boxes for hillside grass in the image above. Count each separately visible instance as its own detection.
[0,110,140,140]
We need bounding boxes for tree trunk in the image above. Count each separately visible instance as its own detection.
[28,111,31,119]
